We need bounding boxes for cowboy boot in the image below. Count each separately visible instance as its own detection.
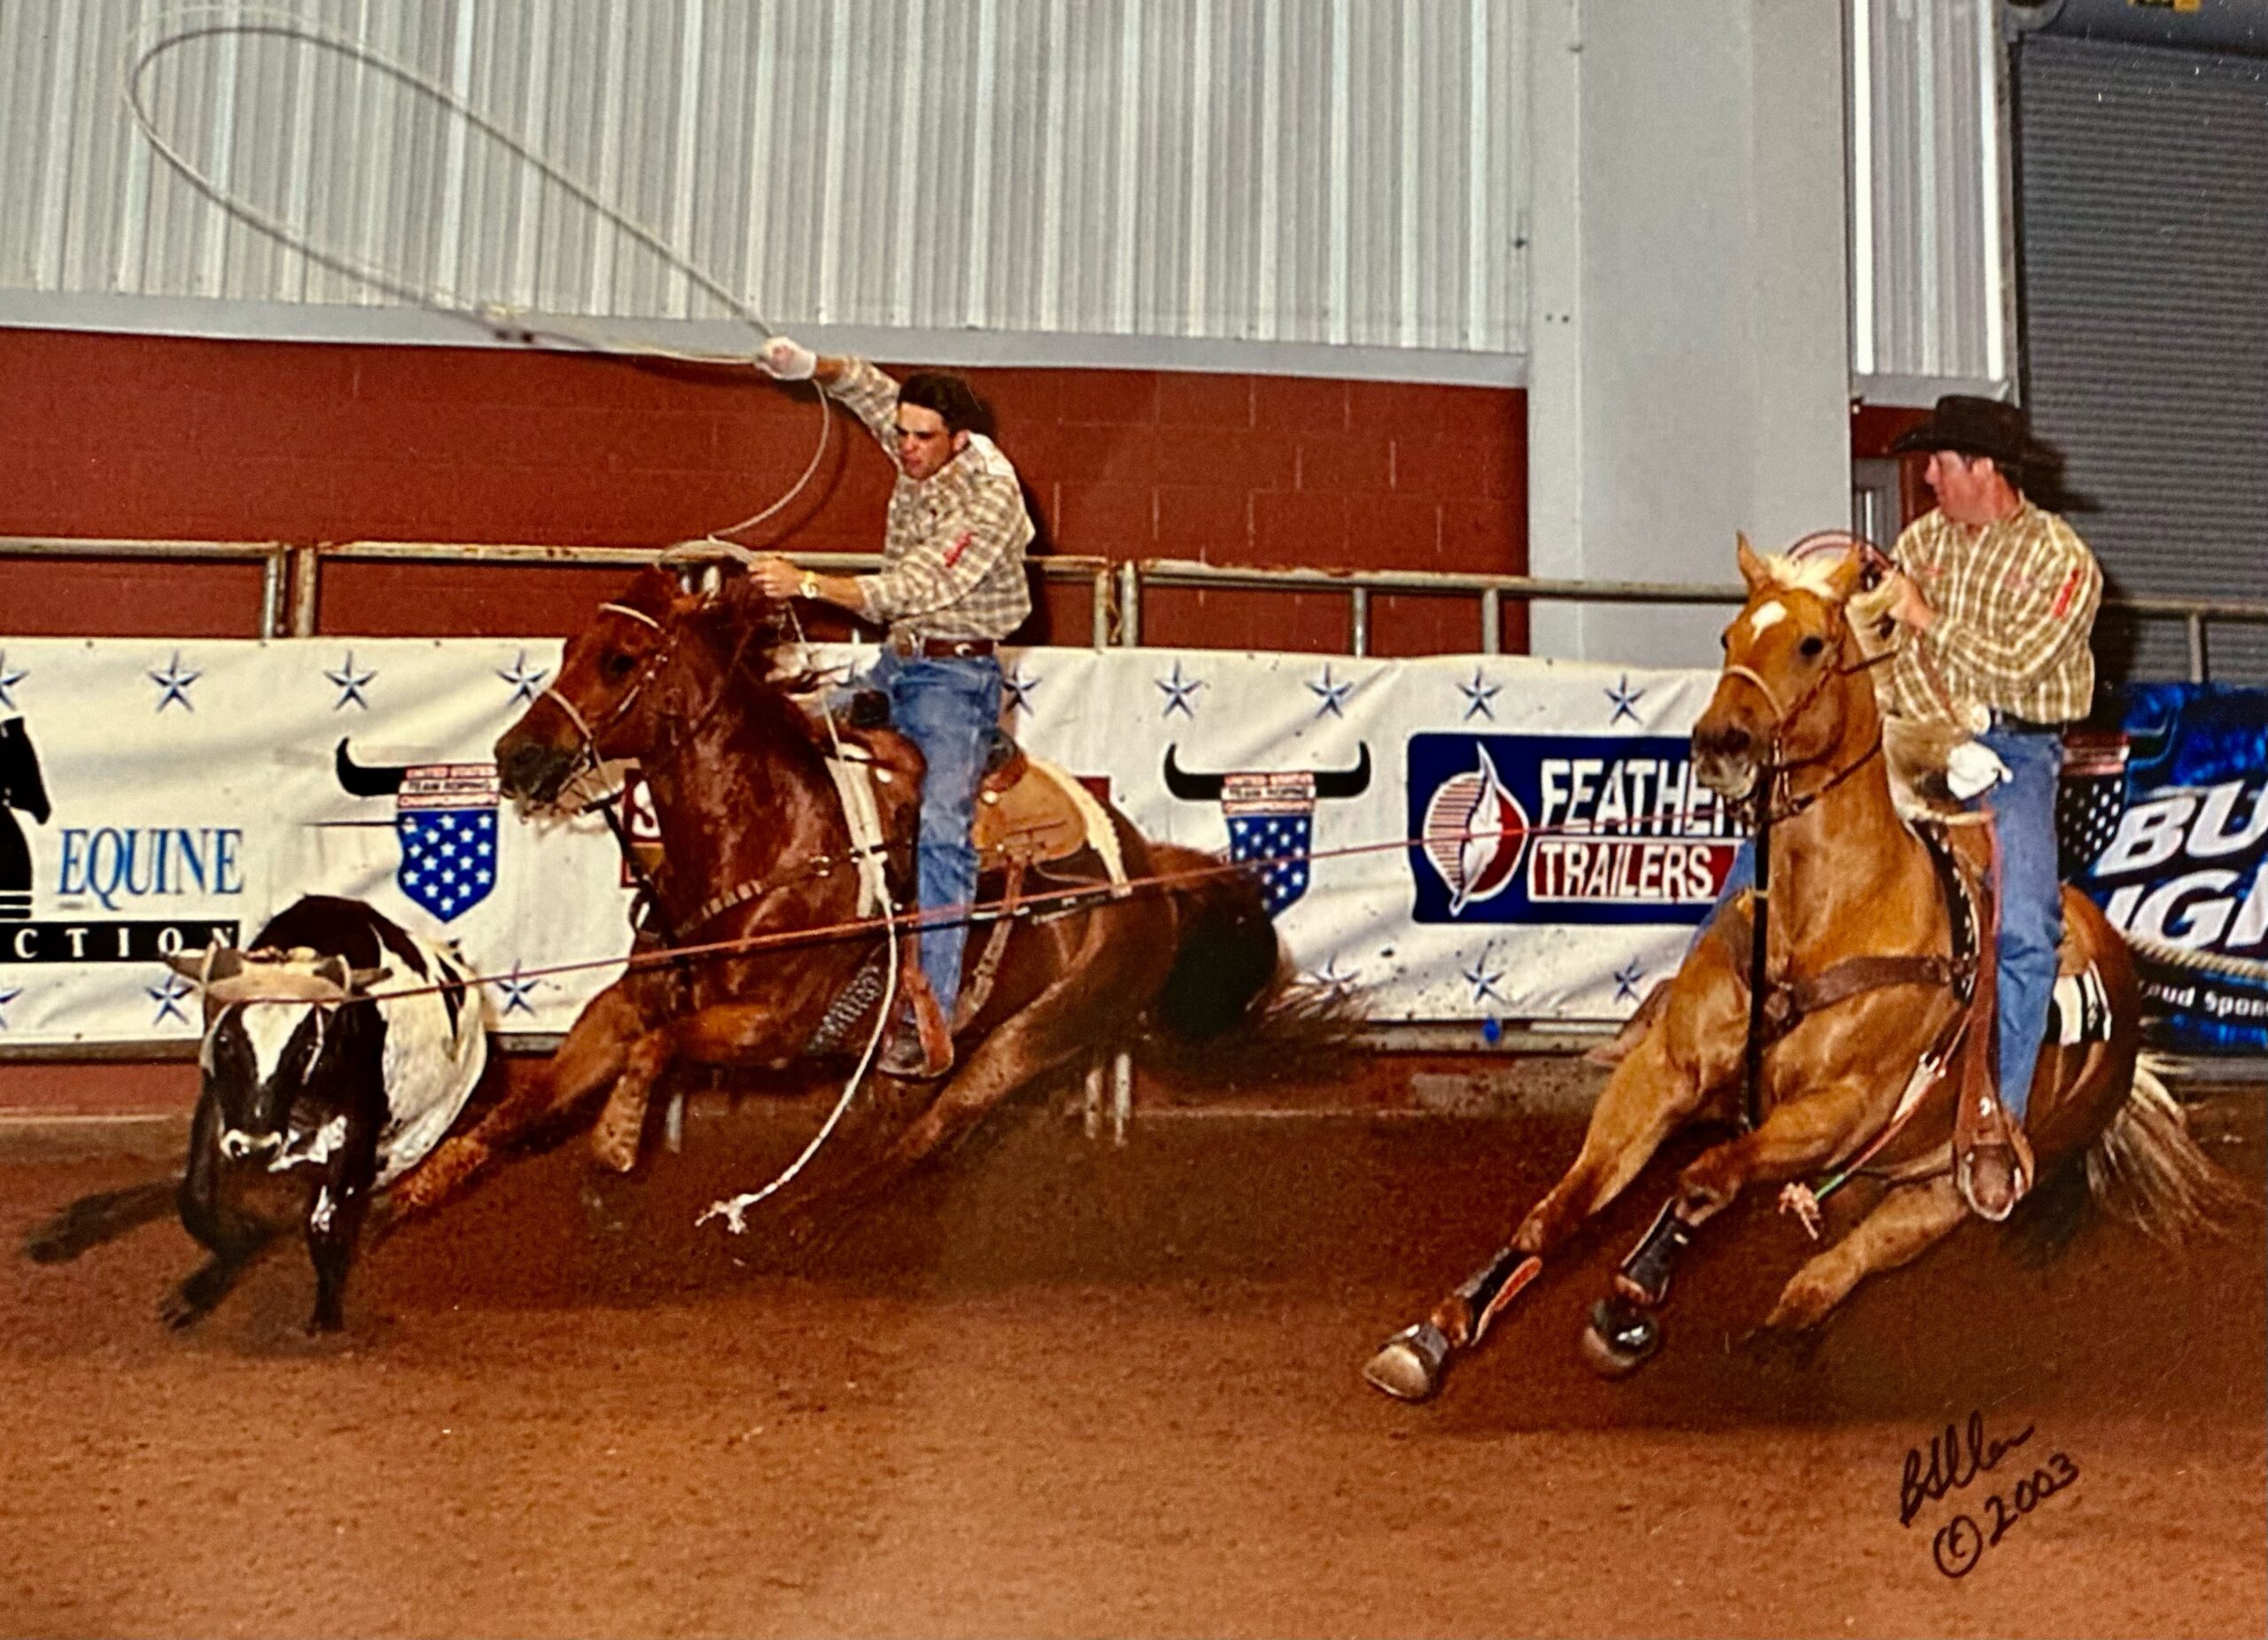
[1585,978,1672,1067]
[880,965,954,1080]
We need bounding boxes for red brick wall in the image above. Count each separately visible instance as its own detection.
[0,328,1529,656]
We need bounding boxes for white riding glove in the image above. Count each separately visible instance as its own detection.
[756,335,818,381]
[1945,739,2010,801]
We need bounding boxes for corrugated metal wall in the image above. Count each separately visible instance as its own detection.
[1850,0,2009,395]
[0,0,1526,356]
[2016,37,2268,685]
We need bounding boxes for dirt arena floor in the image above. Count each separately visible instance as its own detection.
[3,1062,2263,1639]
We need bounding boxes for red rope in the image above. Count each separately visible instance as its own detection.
[318,805,1743,1011]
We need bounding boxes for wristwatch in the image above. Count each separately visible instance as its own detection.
[797,572,821,602]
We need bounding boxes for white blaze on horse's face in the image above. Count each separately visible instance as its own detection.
[1694,540,1867,799]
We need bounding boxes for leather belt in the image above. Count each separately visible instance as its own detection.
[1989,710,2061,736]
[890,633,997,659]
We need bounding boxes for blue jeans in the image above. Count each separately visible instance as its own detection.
[1695,723,2064,1121]
[858,648,1002,1023]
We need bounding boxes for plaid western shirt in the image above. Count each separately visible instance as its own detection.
[1886,500,2102,730]
[825,358,1034,642]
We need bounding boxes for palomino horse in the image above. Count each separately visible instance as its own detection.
[1366,536,2225,1398]
[389,564,1330,1225]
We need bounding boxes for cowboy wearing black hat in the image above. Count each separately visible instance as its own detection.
[1881,394,2102,1222]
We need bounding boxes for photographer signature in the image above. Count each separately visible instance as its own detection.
[1896,1410,2081,1579]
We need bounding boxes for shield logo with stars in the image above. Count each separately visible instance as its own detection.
[1223,773,1319,916]
[393,765,501,922]
[1163,744,1372,919]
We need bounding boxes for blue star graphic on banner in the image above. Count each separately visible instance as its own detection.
[1002,663,1041,717]
[149,650,201,713]
[397,808,501,921]
[1155,660,1207,719]
[146,972,196,1027]
[0,984,20,1029]
[1457,668,1502,722]
[0,652,24,711]
[325,651,376,711]
[497,650,550,706]
[1614,960,1647,1003]
[493,964,541,1017]
[1606,673,1644,726]
[1308,665,1354,719]
[1227,812,1313,916]
[1461,948,1507,1006]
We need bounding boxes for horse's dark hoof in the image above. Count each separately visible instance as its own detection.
[1581,1297,1660,1378]
[1363,1322,1451,1402]
[158,1289,208,1331]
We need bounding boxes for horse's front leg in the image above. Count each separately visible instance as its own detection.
[391,980,649,1218]
[1581,1069,1882,1377]
[589,998,812,1172]
[1366,993,1736,1401]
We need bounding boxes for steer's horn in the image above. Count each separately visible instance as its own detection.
[164,944,243,989]
[1161,745,1225,802]
[336,738,408,797]
[1311,743,1373,800]
[348,965,392,996]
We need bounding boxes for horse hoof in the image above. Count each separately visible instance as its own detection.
[1580,1297,1659,1379]
[1363,1322,1450,1402]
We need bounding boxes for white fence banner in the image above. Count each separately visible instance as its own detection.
[0,638,1735,1045]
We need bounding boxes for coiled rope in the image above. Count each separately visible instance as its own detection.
[121,6,831,545]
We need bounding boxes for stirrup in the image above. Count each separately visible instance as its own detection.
[1956,1107,2033,1222]
[879,973,954,1079]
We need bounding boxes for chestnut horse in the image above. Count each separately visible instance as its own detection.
[1366,537,2226,1399]
[390,565,1324,1227]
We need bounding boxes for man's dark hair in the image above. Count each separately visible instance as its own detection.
[898,370,992,437]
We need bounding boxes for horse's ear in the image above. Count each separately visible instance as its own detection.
[1736,532,1771,592]
[1822,547,1867,603]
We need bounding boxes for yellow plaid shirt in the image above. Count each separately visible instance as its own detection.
[827,358,1034,642]
[1887,500,2102,730]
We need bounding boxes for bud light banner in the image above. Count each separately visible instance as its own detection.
[2061,682,2268,1053]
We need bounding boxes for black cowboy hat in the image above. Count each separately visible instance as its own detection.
[1887,394,2054,469]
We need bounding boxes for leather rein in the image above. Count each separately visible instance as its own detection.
[1717,618,1969,1131]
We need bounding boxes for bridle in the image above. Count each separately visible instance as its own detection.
[1720,617,1893,826]
[538,600,677,782]
[1716,595,1893,1134]
[533,594,766,943]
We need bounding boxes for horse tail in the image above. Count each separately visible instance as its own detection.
[1136,843,1364,1086]
[2080,1054,2246,1248]
[23,1178,181,1264]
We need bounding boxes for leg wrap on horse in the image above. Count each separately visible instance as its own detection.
[1444,1247,1543,1347]
[1613,1199,1695,1307]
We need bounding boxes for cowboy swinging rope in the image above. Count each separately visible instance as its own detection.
[121,8,876,1216]
[120,7,834,549]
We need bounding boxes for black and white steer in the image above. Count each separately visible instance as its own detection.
[159,896,489,1332]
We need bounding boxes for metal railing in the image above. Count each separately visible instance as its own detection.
[1122,558,1748,656]
[6,536,2263,679]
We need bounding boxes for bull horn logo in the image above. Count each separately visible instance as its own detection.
[336,738,501,923]
[335,738,407,797]
[1162,743,1371,916]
